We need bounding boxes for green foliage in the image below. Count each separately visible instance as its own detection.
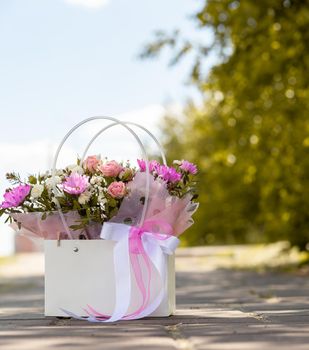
[144,0,309,248]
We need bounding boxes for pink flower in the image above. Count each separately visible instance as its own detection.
[83,155,101,172]
[137,159,146,171]
[180,160,198,174]
[98,160,123,177]
[0,184,31,209]
[137,159,160,172]
[62,173,89,195]
[107,181,126,199]
[156,165,181,183]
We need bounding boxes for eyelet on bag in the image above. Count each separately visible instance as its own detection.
[73,247,79,252]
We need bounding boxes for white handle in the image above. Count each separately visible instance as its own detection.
[81,121,167,166]
[51,116,152,239]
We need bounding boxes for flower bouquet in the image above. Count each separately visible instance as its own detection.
[0,117,198,322]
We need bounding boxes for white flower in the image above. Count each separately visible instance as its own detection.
[31,184,44,198]
[96,185,104,192]
[97,193,107,204]
[173,160,182,165]
[78,190,92,205]
[67,164,84,174]
[45,176,62,191]
[90,175,104,185]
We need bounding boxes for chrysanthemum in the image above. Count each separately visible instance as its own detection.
[62,173,89,195]
[180,160,198,174]
[0,184,31,209]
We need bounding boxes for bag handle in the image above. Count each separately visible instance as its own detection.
[81,121,167,166]
[51,117,161,239]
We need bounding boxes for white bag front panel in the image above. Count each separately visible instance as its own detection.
[44,240,175,317]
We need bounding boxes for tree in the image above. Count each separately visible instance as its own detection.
[142,0,309,248]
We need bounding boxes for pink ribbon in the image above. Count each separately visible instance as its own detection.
[127,221,174,319]
[62,220,179,322]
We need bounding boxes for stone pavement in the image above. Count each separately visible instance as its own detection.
[0,247,309,350]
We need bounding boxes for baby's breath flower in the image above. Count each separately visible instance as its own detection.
[96,185,104,192]
[90,175,104,185]
[98,193,107,203]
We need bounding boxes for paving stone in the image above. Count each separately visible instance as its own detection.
[0,251,308,350]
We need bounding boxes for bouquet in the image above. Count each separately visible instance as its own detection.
[0,156,198,243]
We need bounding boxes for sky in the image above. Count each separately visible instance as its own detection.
[0,0,204,141]
[0,0,214,254]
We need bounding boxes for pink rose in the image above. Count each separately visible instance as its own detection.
[83,155,101,172]
[107,181,126,199]
[98,160,123,177]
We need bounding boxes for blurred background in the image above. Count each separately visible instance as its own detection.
[0,0,308,263]
[145,0,309,252]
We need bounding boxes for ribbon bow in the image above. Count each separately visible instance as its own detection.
[63,220,179,322]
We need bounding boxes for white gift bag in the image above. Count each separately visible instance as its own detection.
[45,117,178,320]
[44,240,175,317]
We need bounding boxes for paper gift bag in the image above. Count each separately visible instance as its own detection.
[1,117,199,322]
[44,239,175,317]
